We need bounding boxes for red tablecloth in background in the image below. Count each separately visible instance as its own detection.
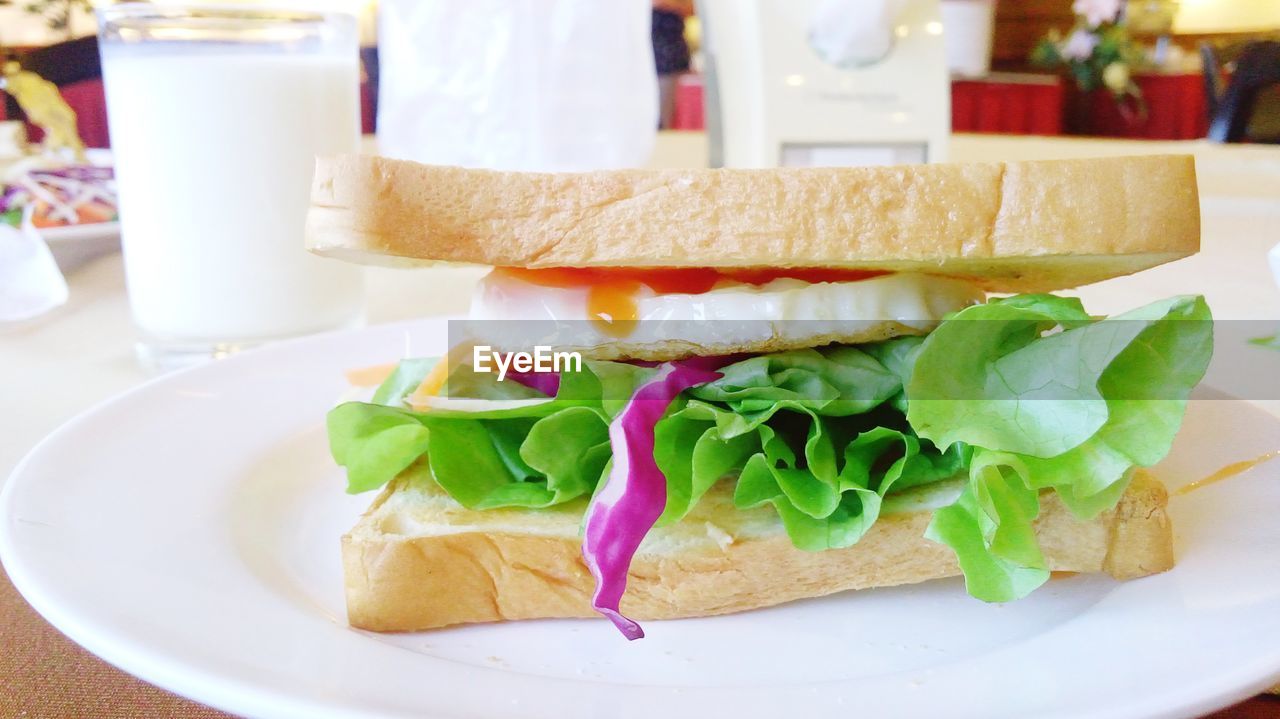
[1071,73,1208,141]
[952,75,1064,135]
[672,73,1067,136]
[2,71,1203,148]
[57,80,111,148]
[671,72,1208,141]
[672,73,705,131]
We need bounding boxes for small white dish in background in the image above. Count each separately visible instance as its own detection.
[41,220,120,272]
[2,319,1280,719]
[5,149,119,272]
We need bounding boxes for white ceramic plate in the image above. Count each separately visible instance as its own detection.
[3,319,1280,719]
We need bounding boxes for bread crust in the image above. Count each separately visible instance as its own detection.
[342,472,1173,632]
[307,155,1199,292]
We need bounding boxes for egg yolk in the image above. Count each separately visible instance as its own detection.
[584,280,643,337]
[493,267,889,337]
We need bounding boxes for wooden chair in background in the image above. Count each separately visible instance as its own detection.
[1203,41,1280,144]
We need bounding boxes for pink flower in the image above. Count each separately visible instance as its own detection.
[1061,28,1100,60]
[1073,0,1122,27]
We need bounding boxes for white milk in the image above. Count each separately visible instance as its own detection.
[101,45,364,345]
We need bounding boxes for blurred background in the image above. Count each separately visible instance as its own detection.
[2,0,1278,151]
[3,0,1279,355]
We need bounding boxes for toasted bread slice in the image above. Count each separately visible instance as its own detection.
[307,155,1199,293]
[342,471,1173,632]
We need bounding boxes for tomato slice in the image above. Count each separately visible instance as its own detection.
[493,266,887,295]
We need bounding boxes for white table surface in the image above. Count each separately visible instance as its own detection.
[3,132,1280,481]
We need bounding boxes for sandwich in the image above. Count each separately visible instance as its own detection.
[306,154,1211,639]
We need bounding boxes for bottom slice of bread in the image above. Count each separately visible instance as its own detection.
[343,471,1173,632]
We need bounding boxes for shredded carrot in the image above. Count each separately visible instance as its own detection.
[414,357,453,399]
[408,341,477,408]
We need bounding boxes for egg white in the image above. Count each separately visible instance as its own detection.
[466,271,985,358]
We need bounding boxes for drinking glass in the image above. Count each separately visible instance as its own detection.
[98,3,365,370]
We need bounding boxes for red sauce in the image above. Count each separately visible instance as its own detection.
[495,266,888,294]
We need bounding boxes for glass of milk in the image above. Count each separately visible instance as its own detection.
[98,4,364,371]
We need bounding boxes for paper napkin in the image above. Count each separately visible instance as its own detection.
[0,218,68,322]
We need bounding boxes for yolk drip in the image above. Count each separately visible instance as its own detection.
[494,266,890,337]
[1173,450,1280,496]
[586,281,642,337]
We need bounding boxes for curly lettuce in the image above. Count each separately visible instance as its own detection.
[912,294,1212,600]
[327,294,1212,606]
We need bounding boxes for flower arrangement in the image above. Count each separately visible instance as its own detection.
[1031,0,1146,113]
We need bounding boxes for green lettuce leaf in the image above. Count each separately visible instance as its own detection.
[1250,333,1280,351]
[689,346,903,417]
[329,359,645,503]
[371,358,436,406]
[732,422,970,550]
[925,452,1050,601]
[328,402,431,494]
[652,398,759,525]
[911,294,1212,601]
[652,346,963,539]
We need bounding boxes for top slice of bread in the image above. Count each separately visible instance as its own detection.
[306,154,1199,292]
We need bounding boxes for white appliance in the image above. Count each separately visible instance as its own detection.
[698,0,950,168]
